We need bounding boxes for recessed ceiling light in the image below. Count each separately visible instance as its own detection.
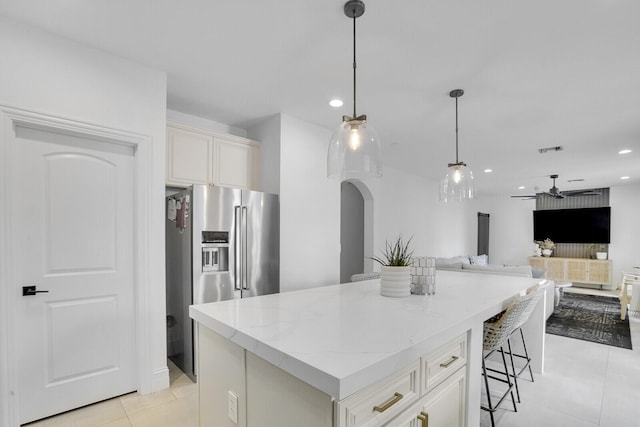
[329,99,343,108]
[518,186,525,190]
[484,169,493,173]
[619,149,632,154]
[620,176,630,180]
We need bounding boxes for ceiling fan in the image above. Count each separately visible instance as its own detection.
[511,174,601,199]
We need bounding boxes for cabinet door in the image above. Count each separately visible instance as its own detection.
[588,260,611,285]
[385,368,465,427]
[214,137,258,190]
[166,126,212,186]
[545,258,566,282]
[566,259,588,282]
[422,334,466,394]
[335,361,420,427]
[528,257,546,270]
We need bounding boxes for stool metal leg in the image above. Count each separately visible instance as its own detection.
[519,328,534,382]
[499,347,518,413]
[481,347,519,425]
[482,357,496,427]
[507,337,520,403]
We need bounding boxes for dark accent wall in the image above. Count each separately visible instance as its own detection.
[535,188,610,258]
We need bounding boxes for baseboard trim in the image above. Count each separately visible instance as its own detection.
[148,365,170,394]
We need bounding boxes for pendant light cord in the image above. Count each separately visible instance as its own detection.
[352,12,357,119]
[455,95,459,163]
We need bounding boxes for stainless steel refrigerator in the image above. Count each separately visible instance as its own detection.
[165,185,279,380]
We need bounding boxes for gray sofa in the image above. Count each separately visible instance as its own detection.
[436,256,534,277]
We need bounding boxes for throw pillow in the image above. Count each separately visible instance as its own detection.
[470,254,488,265]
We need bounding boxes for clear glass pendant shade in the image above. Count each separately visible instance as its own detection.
[327,119,382,180]
[439,163,475,202]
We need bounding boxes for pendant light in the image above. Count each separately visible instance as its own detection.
[327,0,382,180]
[439,89,475,202]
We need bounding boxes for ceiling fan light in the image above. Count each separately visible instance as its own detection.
[439,163,475,202]
[327,118,382,180]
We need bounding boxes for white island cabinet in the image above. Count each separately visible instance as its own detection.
[190,272,548,427]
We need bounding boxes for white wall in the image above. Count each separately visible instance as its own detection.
[609,183,640,285]
[472,196,537,265]
[361,167,473,262]
[0,17,168,423]
[277,114,341,291]
[247,114,281,195]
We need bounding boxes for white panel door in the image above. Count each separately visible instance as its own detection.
[12,126,136,424]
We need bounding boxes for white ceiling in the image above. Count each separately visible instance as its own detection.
[2,0,639,197]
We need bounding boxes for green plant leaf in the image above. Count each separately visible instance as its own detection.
[369,235,414,266]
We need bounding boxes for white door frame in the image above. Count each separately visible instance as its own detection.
[0,106,154,427]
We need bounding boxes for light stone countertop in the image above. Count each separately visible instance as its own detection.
[190,270,543,399]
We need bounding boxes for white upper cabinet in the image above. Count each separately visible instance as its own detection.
[166,122,260,190]
[213,136,259,189]
[166,126,212,186]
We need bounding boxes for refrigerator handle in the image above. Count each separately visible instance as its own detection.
[242,206,248,290]
[234,206,241,291]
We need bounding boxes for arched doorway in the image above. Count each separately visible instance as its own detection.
[340,180,374,283]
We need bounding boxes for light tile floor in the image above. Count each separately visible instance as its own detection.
[25,360,197,427]
[25,294,640,427]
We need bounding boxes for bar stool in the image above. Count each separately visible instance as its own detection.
[619,272,640,320]
[481,285,543,427]
[504,284,545,403]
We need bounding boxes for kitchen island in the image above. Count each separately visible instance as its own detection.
[190,270,548,427]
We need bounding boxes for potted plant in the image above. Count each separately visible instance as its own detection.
[371,235,414,297]
[596,245,608,260]
[538,238,555,257]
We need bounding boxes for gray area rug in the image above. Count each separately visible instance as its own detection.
[546,293,632,350]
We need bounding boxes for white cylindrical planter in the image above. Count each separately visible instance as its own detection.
[380,266,411,297]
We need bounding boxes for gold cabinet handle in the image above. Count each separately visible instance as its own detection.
[439,355,459,368]
[417,411,429,427]
[373,392,403,413]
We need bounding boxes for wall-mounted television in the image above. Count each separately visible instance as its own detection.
[533,207,611,244]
